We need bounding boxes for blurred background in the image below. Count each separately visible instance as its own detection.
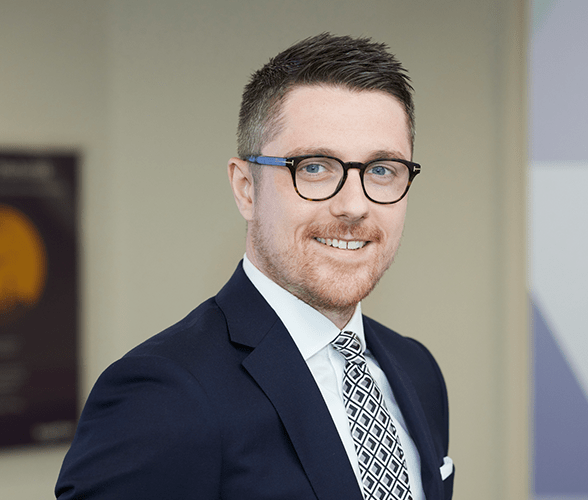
[0,1,585,499]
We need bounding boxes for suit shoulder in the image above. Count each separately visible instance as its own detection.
[363,315,437,363]
[123,296,230,365]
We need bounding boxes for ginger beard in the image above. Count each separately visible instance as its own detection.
[249,216,400,316]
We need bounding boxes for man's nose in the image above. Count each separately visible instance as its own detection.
[328,169,370,222]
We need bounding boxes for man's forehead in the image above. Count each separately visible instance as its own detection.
[263,85,412,158]
[281,84,410,128]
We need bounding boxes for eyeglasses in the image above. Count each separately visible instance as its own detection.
[245,155,421,204]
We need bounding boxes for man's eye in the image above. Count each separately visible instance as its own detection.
[368,165,393,176]
[300,163,327,174]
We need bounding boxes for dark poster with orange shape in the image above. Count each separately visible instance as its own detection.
[0,152,78,447]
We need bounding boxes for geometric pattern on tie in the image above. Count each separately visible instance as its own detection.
[332,331,413,500]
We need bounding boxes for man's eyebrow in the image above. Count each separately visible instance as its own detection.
[284,147,409,161]
[368,150,409,161]
[284,147,335,158]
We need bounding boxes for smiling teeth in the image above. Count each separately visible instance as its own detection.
[316,238,366,250]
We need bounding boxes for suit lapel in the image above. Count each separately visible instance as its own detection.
[242,325,363,500]
[216,264,363,500]
[365,323,443,500]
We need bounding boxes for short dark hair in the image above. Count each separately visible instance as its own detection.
[237,33,415,159]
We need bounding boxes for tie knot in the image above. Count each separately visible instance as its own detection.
[332,331,364,364]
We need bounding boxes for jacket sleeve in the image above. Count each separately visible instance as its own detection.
[55,354,222,500]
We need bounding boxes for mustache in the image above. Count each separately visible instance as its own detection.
[305,221,383,243]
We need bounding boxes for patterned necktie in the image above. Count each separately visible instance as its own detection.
[332,331,413,500]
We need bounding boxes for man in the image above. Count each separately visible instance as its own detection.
[56,33,453,500]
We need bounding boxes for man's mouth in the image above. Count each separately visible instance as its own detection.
[315,237,367,250]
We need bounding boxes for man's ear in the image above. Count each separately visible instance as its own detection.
[228,157,255,221]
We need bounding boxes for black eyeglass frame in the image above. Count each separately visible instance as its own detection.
[245,155,421,204]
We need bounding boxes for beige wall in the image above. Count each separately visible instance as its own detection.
[0,1,528,499]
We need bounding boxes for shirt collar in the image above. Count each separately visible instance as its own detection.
[243,254,366,359]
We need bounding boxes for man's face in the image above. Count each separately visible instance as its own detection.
[243,85,412,324]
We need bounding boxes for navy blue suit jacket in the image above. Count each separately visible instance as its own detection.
[56,262,453,499]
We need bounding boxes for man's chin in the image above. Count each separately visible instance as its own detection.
[294,270,381,313]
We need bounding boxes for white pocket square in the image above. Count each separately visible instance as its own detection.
[440,456,454,481]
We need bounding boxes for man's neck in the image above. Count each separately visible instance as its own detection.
[306,303,356,331]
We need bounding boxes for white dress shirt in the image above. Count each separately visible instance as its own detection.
[243,255,424,499]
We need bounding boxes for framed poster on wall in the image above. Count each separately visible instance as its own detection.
[0,151,78,447]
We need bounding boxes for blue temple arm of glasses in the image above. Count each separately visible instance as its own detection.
[246,156,288,166]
